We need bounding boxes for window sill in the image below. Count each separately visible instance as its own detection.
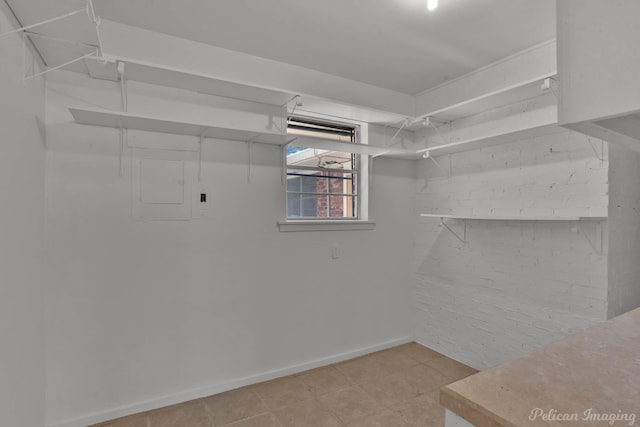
[278,220,376,232]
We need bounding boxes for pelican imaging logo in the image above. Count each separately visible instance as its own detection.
[529,408,637,426]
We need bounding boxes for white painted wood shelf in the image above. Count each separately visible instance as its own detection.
[421,213,606,248]
[425,79,557,123]
[291,135,421,159]
[69,107,298,145]
[417,123,563,158]
[102,57,295,106]
[420,213,607,221]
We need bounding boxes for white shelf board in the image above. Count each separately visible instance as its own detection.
[291,136,421,159]
[417,123,563,157]
[92,56,295,106]
[382,148,424,160]
[69,107,297,145]
[420,213,607,221]
[427,79,555,122]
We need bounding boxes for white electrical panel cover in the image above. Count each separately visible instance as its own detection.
[140,159,184,204]
[132,149,195,220]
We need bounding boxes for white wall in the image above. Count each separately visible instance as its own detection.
[607,144,640,318]
[44,70,415,427]
[414,129,609,369]
[0,5,47,427]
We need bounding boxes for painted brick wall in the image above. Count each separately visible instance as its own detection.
[607,144,640,318]
[414,130,609,369]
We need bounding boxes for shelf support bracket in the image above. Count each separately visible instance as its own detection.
[23,31,98,50]
[197,136,203,182]
[3,1,105,79]
[440,218,467,244]
[85,0,104,56]
[586,136,606,163]
[118,119,124,177]
[22,31,28,84]
[427,116,452,145]
[246,135,260,184]
[279,95,302,132]
[578,221,604,256]
[422,151,451,177]
[116,61,129,163]
[0,7,85,39]
[422,151,447,174]
[274,105,285,134]
[387,118,409,148]
[197,128,208,182]
[24,49,98,81]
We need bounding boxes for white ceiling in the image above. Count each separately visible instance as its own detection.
[89,0,555,95]
[5,0,556,95]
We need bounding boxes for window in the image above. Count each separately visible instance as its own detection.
[286,117,359,220]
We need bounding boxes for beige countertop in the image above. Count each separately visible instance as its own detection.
[441,308,640,426]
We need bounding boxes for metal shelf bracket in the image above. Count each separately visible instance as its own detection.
[576,220,604,256]
[439,218,467,244]
[278,95,302,132]
[246,135,261,184]
[0,0,105,81]
[586,136,607,163]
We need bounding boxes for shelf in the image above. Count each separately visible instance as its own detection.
[420,213,607,221]
[88,56,295,106]
[417,123,563,158]
[427,79,556,123]
[85,61,425,158]
[421,213,606,248]
[291,135,422,159]
[121,58,295,106]
[69,107,298,145]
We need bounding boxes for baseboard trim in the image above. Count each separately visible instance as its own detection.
[47,336,413,427]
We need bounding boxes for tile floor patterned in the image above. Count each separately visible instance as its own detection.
[89,342,478,427]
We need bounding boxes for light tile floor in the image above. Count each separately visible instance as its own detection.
[91,342,478,427]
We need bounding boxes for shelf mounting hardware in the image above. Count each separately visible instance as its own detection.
[25,49,98,80]
[422,151,447,174]
[278,95,302,132]
[586,136,606,163]
[22,31,98,50]
[197,128,209,182]
[387,118,410,148]
[425,116,451,145]
[439,217,467,244]
[246,134,261,184]
[0,7,85,39]
[117,61,128,176]
[420,116,453,176]
[118,118,124,177]
[577,220,604,256]
[2,0,105,80]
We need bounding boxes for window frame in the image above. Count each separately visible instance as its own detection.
[285,117,359,221]
[278,116,375,232]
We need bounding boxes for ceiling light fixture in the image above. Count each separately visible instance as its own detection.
[427,0,438,11]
